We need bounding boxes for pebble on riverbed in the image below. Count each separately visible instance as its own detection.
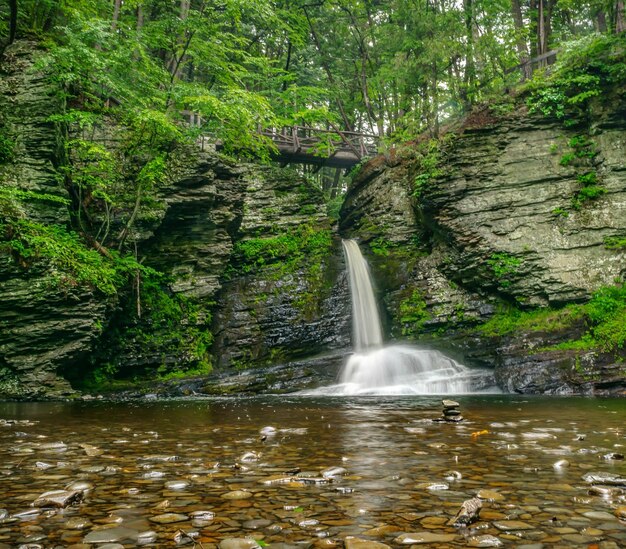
[32,489,83,508]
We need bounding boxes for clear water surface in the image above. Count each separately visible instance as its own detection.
[0,395,624,547]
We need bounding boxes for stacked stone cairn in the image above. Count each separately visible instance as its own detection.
[439,399,463,422]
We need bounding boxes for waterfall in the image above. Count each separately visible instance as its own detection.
[308,239,498,395]
[342,239,383,351]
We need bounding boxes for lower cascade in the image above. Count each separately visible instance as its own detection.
[314,239,497,395]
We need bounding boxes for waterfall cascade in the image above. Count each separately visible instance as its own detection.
[314,239,496,395]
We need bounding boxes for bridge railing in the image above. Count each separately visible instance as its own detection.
[260,126,378,160]
[180,112,380,163]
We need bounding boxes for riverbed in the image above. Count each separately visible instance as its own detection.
[0,396,625,547]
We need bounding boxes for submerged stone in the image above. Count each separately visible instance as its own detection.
[149,513,188,524]
[344,537,391,549]
[83,527,139,544]
[394,532,457,544]
[219,539,262,549]
[33,489,83,508]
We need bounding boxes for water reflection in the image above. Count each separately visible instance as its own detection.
[0,396,624,547]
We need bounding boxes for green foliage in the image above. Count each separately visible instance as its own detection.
[1,213,152,296]
[476,282,626,353]
[604,236,626,250]
[369,236,396,257]
[233,224,332,275]
[477,305,584,338]
[576,171,598,185]
[83,276,214,388]
[526,34,626,124]
[571,184,606,210]
[486,252,521,287]
[326,195,344,221]
[399,290,431,336]
[410,137,452,199]
[0,131,15,164]
[551,207,569,218]
[555,136,604,213]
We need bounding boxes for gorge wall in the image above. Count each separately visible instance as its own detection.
[340,91,626,395]
[1,40,625,398]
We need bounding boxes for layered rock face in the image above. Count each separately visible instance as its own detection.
[0,42,108,398]
[0,42,350,398]
[210,168,350,369]
[340,95,626,395]
[133,159,351,372]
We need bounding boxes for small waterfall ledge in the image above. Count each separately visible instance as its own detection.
[310,239,498,395]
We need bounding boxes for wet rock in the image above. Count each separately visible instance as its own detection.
[149,513,189,524]
[174,529,199,545]
[615,506,626,520]
[33,489,83,508]
[136,530,158,545]
[416,482,449,491]
[164,480,191,490]
[344,537,391,549]
[583,511,617,520]
[553,459,569,469]
[79,444,103,457]
[219,539,262,549]
[65,481,94,492]
[452,497,482,526]
[444,470,462,480]
[221,490,253,500]
[64,517,92,530]
[321,467,348,479]
[603,453,624,461]
[477,490,504,502]
[83,527,139,544]
[243,519,272,529]
[260,426,277,437]
[443,409,462,417]
[143,471,166,479]
[394,532,457,544]
[442,400,460,409]
[467,535,503,547]
[583,472,626,486]
[589,486,623,498]
[189,510,215,521]
[493,520,534,531]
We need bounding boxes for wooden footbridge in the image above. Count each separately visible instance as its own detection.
[185,112,379,169]
[259,126,379,169]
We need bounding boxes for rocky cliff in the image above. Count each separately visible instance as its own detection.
[340,91,626,395]
[0,42,108,398]
[2,40,625,398]
[0,41,350,398]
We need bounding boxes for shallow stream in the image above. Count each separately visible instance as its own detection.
[0,396,625,547]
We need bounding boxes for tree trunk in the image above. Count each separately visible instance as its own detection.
[617,0,626,33]
[537,0,546,59]
[112,0,122,31]
[511,0,532,80]
[595,9,608,32]
[463,0,476,107]
[8,0,18,45]
[136,4,144,33]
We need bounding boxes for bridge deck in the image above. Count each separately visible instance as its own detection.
[260,127,378,169]
[184,114,379,168]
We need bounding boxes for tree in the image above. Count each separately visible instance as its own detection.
[8,0,17,46]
